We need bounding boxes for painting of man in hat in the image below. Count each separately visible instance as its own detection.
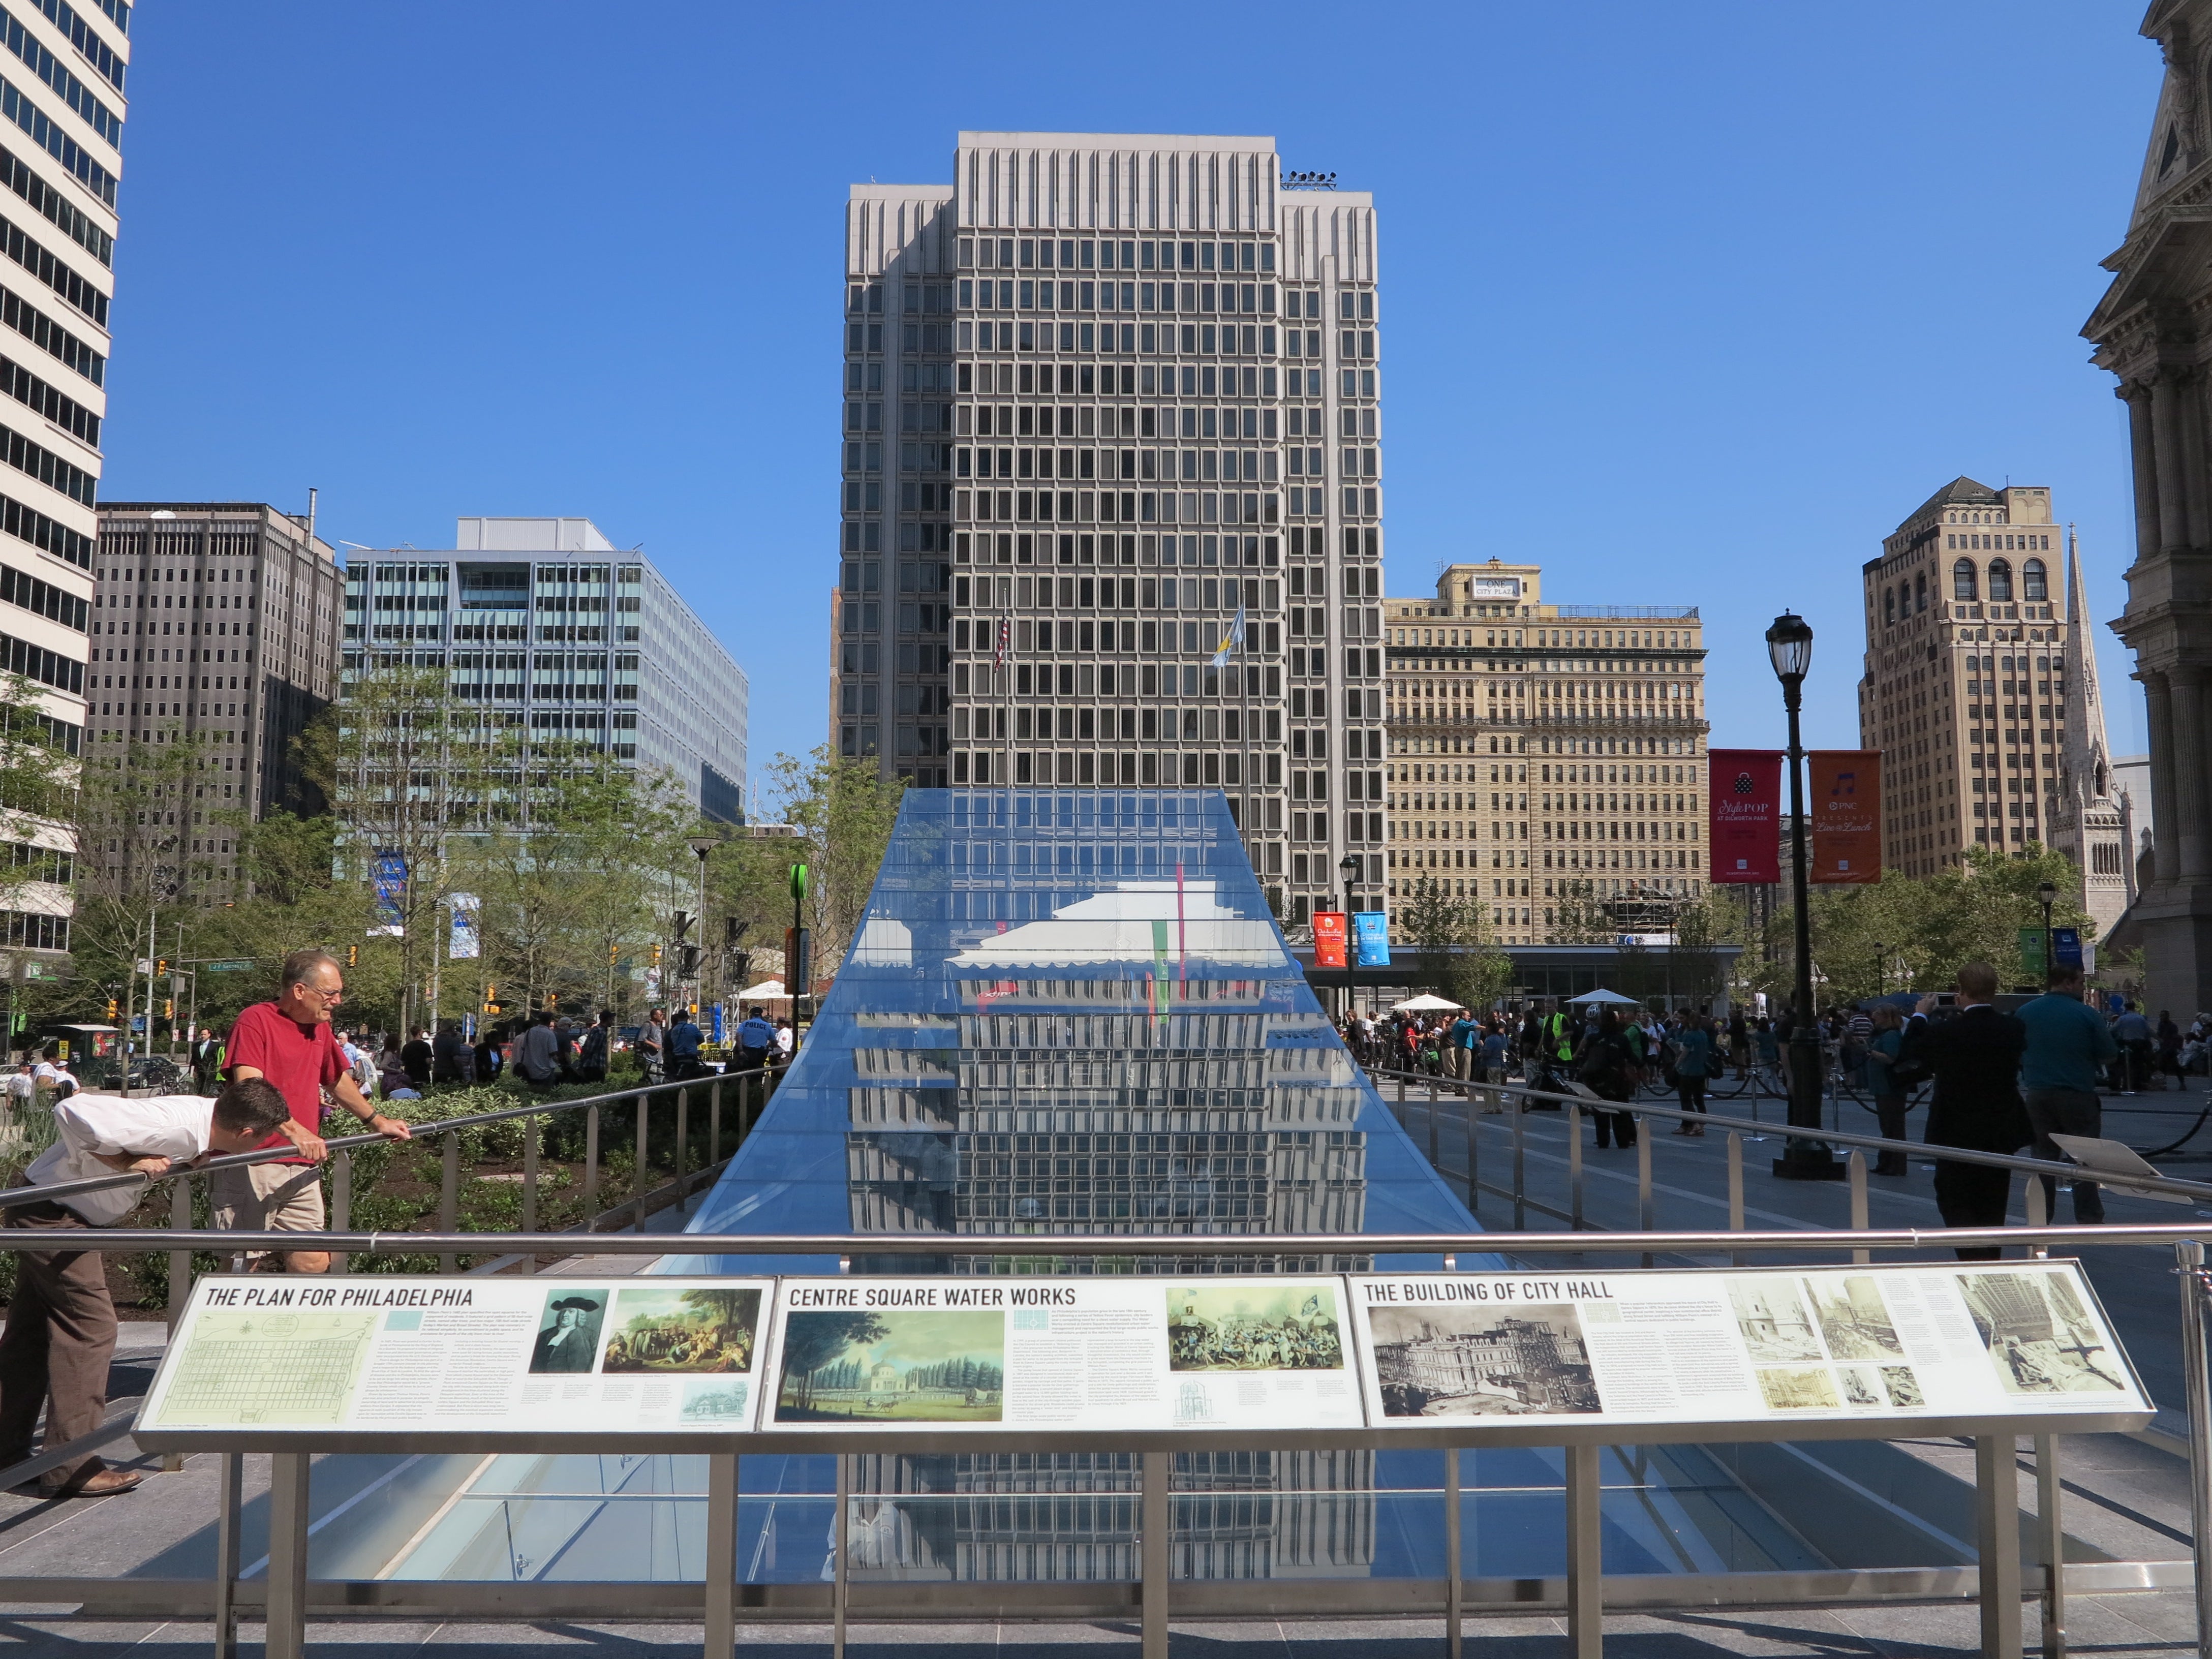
[531,1290,605,1374]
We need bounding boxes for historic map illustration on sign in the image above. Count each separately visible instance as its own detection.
[1166,1285,1344,1372]
[1368,1303,1599,1418]
[774,1309,1006,1423]
[155,1309,378,1426]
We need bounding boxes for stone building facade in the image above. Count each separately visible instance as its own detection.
[2081,0,2212,1010]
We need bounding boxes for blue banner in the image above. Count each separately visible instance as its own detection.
[1352,911,1391,968]
[2053,927,2082,968]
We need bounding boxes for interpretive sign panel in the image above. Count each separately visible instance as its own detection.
[139,1275,774,1434]
[1347,1262,2149,1427]
[762,1275,1363,1433]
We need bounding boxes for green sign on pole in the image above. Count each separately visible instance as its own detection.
[206,960,255,973]
[790,863,809,904]
[2018,928,2047,979]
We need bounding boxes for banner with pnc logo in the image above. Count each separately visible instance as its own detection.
[1810,750,1882,884]
[1709,750,1783,884]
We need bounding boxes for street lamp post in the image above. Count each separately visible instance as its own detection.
[1872,941,1885,999]
[1767,611,1839,1181]
[1339,853,1362,1020]
[687,837,717,1021]
[2038,880,2058,993]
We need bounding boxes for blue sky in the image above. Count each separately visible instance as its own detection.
[104,2,2162,780]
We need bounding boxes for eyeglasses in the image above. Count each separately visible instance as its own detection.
[295,983,344,1004]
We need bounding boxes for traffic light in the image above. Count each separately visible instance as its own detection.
[483,984,500,1013]
[347,944,358,968]
[679,944,700,978]
[651,943,662,966]
[155,958,167,978]
[105,998,117,1020]
[672,911,693,941]
[608,942,618,964]
[544,990,557,1010]
[163,999,173,1019]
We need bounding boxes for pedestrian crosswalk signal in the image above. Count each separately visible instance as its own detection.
[347,944,358,968]
[164,999,173,1019]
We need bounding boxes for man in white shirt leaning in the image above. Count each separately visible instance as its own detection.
[0,1079,290,1497]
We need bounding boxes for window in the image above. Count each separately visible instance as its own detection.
[1883,587,1895,626]
[1952,560,1977,602]
[2023,558,2048,601]
[1988,559,2013,602]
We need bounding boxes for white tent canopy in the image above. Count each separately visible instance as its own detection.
[1390,994,1464,1012]
[735,980,788,1001]
[1567,988,1641,1005]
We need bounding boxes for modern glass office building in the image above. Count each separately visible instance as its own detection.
[342,517,749,822]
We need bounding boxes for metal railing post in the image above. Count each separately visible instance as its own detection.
[521,1115,540,1236]
[2036,1433,2066,1659]
[166,1175,191,1328]
[635,1093,651,1226]
[704,1452,740,1657]
[1511,1093,1526,1232]
[265,1451,311,1659]
[833,1452,850,1659]
[211,1450,242,1659]
[1142,1449,1169,1659]
[675,1087,690,1216]
[1974,1433,2023,1659]
[1427,1076,1440,1166]
[1569,1102,1583,1232]
[1445,1444,1463,1659]
[330,1150,351,1277]
[2175,1240,2212,1659]
[584,1103,601,1225]
[2025,1176,2049,1257]
[438,1131,458,1274]
[1464,1091,1479,1218]
[1637,1121,1654,1269]
[1728,1131,1745,1267]
[1849,1151,1869,1266]
[709,1079,723,1170]
[1395,1075,1406,1130]
[1565,1442,1603,1659]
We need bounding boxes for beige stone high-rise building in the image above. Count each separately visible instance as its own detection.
[1856,480,2127,931]
[1383,559,1708,944]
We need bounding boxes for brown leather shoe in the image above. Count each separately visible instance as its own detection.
[22,1465,142,1498]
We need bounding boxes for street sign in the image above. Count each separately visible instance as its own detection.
[205,960,254,973]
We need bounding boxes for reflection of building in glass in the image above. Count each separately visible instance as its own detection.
[680,787,1477,1585]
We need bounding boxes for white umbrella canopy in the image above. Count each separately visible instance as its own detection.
[1391,994,1465,1012]
[1567,988,1641,1005]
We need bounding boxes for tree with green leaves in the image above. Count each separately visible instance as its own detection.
[1391,881,1514,1011]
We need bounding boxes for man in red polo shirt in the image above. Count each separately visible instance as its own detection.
[220,947,411,1272]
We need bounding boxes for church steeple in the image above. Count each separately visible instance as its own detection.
[2057,526,2134,936]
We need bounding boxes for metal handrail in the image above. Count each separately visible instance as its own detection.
[27,1221,2212,1256]
[0,1066,776,1211]
[1363,1063,2212,1204]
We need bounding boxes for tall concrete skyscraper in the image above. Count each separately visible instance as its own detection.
[832,133,1386,922]
[1856,480,2126,928]
[0,1,129,970]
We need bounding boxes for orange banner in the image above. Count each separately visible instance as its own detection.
[1810,751,1881,884]
[1313,911,1348,969]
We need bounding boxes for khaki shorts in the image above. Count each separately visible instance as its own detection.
[211,1160,326,1258]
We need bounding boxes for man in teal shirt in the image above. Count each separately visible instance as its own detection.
[2016,962,2119,1222]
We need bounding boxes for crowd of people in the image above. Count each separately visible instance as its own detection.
[1343,961,2174,1243]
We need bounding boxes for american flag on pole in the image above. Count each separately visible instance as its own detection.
[995,618,1008,666]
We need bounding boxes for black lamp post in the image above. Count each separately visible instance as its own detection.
[2038,880,2058,992]
[1872,941,1885,998]
[1339,853,1363,1019]
[1767,611,1839,1180]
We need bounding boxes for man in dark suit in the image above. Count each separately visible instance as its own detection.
[1900,961,2030,1260]
[531,1294,603,1373]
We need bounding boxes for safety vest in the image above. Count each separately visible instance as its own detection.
[1546,1013,1574,1061]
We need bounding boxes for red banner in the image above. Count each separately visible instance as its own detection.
[1312,911,1348,969]
[1810,750,1882,884]
[1709,750,1783,884]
